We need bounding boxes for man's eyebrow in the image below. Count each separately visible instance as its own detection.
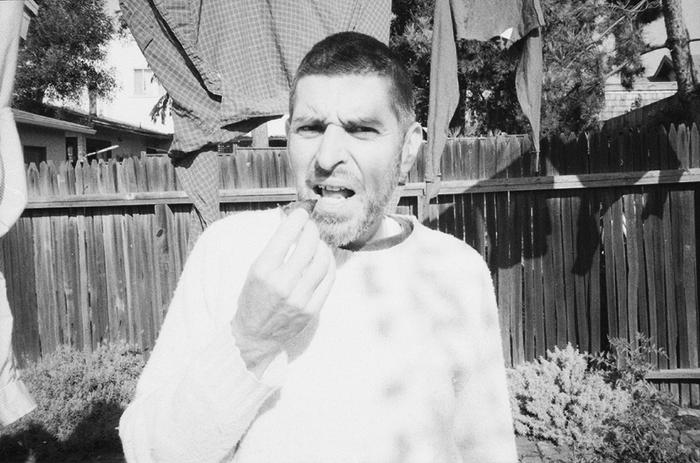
[338,115,384,128]
[290,115,324,125]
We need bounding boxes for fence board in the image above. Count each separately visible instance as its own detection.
[496,190,511,365]
[505,138,524,365]
[101,213,119,342]
[153,205,169,330]
[92,214,109,346]
[32,214,53,353]
[51,215,68,345]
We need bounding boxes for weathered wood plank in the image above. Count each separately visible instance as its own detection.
[119,214,136,345]
[505,137,524,365]
[91,213,109,346]
[76,214,90,350]
[646,368,700,381]
[51,215,68,346]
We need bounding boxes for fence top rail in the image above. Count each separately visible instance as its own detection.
[24,167,700,209]
[438,167,700,194]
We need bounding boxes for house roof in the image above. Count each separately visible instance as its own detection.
[12,108,97,135]
[14,105,173,140]
[651,56,675,81]
[650,54,700,81]
[52,106,173,140]
[89,115,173,140]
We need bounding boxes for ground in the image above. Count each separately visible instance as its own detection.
[5,411,700,462]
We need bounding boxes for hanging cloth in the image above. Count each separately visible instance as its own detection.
[426,0,544,196]
[120,0,391,242]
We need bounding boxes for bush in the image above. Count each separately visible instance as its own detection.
[597,391,697,463]
[591,335,698,463]
[508,335,700,463]
[508,343,629,449]
[0,342,144,461]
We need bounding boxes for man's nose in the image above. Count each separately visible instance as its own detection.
[315,124,347,173]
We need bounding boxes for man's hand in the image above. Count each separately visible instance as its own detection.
[232,208,335,377]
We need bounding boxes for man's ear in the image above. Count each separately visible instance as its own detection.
[398,122,423,182]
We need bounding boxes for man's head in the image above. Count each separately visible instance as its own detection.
[289,32,416,130]
[286,32,422,249]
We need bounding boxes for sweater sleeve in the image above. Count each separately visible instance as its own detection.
[119,221,285,463]
[453,259,518,463]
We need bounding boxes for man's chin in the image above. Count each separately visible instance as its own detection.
[311,210,361,248]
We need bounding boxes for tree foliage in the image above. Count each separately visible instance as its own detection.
[390,0,664,135]
[13,0,116,112]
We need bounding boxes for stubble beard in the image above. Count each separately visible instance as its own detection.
[304,154,402,248]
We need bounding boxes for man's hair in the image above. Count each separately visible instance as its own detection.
[289,31,415,126]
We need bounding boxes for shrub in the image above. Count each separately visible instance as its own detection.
[591,335,699,463]
[508,343,629,448]
[590,333,667,390]
[596,390,698,463]
[508,335,700,463]
[0,342,144,461]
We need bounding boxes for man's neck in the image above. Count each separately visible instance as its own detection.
[342,215,404,251]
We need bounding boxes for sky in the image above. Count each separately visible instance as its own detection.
[641,0,699,75]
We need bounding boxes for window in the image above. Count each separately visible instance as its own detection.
[86,138,113,161]
[23,146,47,166]
[65,137,78,162]
[133,68,159,96]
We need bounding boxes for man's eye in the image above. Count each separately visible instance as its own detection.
[348,126,378,135]
[297,125,323,134]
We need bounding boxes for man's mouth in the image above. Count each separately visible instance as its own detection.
[313,184,356,201]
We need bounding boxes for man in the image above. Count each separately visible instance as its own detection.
[119,32,517,462]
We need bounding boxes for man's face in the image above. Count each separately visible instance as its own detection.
[287,74,412,248]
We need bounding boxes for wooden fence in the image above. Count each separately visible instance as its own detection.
[3,124,700,405]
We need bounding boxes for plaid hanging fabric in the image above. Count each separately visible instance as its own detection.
[120,0,391,245]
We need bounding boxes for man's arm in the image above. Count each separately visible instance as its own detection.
[119,208,335,462]
[119,221,281,463]
[453,259,518,463]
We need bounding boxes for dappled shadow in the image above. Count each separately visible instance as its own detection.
[0,423,60,463]
[428,125,685,276]
[0,401,125,462]
[418,125,694,359]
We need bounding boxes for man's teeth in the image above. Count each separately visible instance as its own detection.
[318,185,352,199]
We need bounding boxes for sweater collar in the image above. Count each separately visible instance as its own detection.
[339,215,414,252]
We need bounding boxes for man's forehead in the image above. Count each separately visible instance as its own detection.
[292,74,395,118]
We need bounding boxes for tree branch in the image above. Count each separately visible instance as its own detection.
[562,0,649,70]
[644,37,700,54]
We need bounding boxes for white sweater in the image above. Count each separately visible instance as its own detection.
[119,208,517,463]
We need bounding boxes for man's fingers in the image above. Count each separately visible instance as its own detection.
[258,208,309,267]
[286,242,334,313]
[304,248,336,315]
[282,220,320,276]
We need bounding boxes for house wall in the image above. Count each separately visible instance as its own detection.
[96,38,173,134]
[16,123,67,163]
[90,126,171,159]
[600,80,678,122]
[16,122,172,164]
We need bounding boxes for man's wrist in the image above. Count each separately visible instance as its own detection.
[231,325,282,379]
